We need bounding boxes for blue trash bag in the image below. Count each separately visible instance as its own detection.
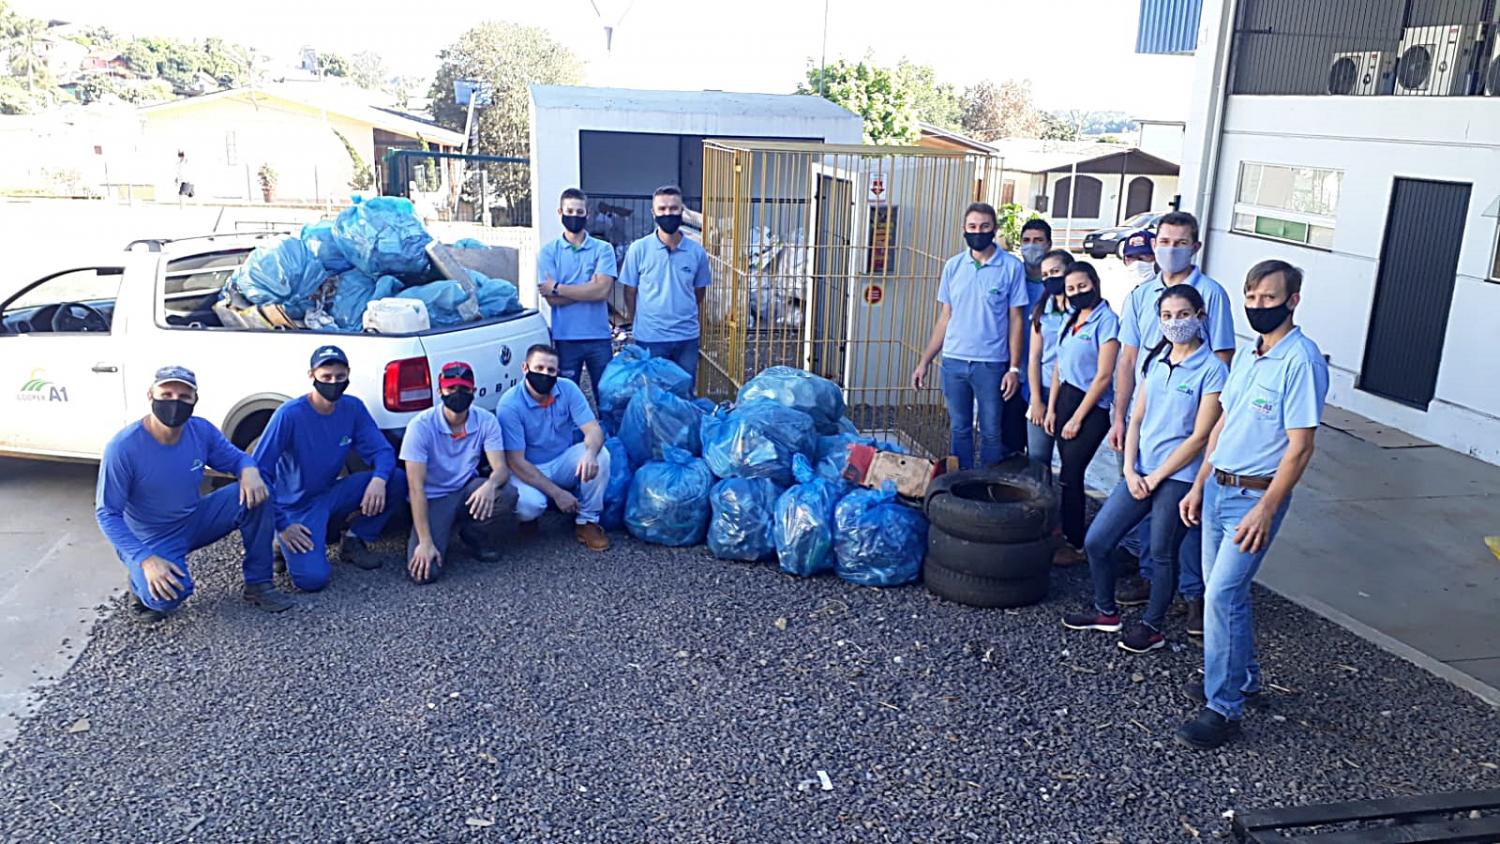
[700,402,818,486]
[397,280,470,328]
[331,196,433,277]
[600,437,632,531]
[736,366,847,434]
[625,446,715,547]
[470,270,520,318]
[597,344,694,434]
[774,454,846,577]
[707,477,785,562]
[692,397,719,414]
[301,220,354,273]
[834,482,928,588]
[330,271,402,331]
[229,237,329,319]
[620,384,704,469]
[452,238,488,250]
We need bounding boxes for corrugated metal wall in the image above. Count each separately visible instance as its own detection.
[1136,0,1205,54]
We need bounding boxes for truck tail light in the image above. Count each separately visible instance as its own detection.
[383,356,432,412]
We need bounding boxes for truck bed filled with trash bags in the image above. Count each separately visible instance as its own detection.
[598,350,931,589]
[213,196,525,334]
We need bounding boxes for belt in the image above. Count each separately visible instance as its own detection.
[1214,469,1273,491]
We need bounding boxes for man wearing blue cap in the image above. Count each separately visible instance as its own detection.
[96,365,292,618]
[252,346,407,591]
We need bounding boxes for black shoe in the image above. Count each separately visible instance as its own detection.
[1116,577,1152,607]
[1185,598,1205,637]
[1061,609,1122,633]
[339,534,381,570]
[1118,622,1165,654]
[128,593,168,624]
[459,529,502,562]
[243,582,295,613]
[1110,544,1141,576]
[1175,707,1241,750]
[1181,678,1263,707]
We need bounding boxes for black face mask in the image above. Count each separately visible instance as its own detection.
[1245,303,1292,335]
[313,380,348,402]
[1044,276,1066,296]
[442,390,474,414]
[561,214,587,234]
[964,230,995,253]
[151,398,194,428]
[655,214,683,235]
[525,370,558,395]
[1068,288,1101,311]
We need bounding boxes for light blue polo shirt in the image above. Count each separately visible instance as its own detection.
[1135,342,1229,483]
[1210,327,1329,478]
[618,233,712,343]
[538,233,617,341]
[496,378,596,465]
[937,248,1029,363]
[398,406,505,498]
[1119,267,1237,354]
[1054,303,1120,410]
[1033,298,1069,390]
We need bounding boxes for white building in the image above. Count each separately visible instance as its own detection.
[1135,118,1187,164]
[1139,0,1500,466]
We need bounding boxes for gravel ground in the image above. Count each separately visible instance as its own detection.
[2,518,1498,844]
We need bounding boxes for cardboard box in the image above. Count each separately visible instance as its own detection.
[841,444,959,499]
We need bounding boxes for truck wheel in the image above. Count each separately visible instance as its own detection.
[926,530,1051,580]
[923,561,1049,609]
[925,470,1053,544]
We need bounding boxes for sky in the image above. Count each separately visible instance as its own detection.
[20,0,1196,119]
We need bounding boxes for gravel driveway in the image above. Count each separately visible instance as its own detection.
[2,518,1497,843]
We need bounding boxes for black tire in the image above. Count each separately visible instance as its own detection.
[927,530,1051,580]
[923,561,1049,609]
[925,469,1054,544]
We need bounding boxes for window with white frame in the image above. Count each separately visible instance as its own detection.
[1232,162,1342,249]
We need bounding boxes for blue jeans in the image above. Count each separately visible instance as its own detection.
[120,482,276,613]
[639,338,700,389]
[941,357,1005,470]
[1083,477,1191,628]
[556,338,614,396]
[1177,525,1204,599]
[1121,518,1154,581]
[1201,476,1291,720]
[1026,383,1055,483]
[279,470,408,592]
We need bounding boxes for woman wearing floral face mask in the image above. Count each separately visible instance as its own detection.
[1062,284,1227,653]
[1025,249,1074,483]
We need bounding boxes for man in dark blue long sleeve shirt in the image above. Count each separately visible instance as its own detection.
[96,365,291,617]
[252,346,407,591]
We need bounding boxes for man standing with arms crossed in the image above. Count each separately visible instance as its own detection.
[619,185,713,385]
[910,202,1029,469]
[1175,260,1328,749]
[537,188,618,395]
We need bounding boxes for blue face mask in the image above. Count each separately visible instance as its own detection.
[1020,243,1046,266]
[1155,245,1195,275]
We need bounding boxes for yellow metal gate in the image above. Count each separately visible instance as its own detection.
[698,141,1002,457]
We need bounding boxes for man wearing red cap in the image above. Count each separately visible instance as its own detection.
[398,361,516,583]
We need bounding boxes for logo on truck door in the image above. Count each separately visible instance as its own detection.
[16,368,69,403]
[500,345,512,366]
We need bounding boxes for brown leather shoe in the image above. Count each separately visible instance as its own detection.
[576,522,609,551]
[1052,544,1087,567]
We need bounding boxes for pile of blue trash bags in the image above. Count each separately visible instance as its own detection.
[225,196,521,332]
[605,350,928,588]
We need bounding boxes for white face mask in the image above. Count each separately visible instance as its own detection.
[1126,261,1156,283]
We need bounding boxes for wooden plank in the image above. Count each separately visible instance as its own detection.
[1237,789,1500,831]
[1275,815,1500,844]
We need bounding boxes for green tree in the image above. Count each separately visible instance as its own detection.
[797,58,918,145]
[895,59,960,131]
[429,21,582,214]
[333,129,374,190]
[1039,111,1080,141]
[959,79,1042,141]
[319,51,349,78]
[350,51,387,91]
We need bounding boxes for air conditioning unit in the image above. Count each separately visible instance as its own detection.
[1486,34,1500,95]
[1395,24,1484,95]
[1328,51,1397,95]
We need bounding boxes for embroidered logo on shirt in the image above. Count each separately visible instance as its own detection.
[1175,383,1195,396]
[189,458,205,472]
[339,436,352,446]
[1251,397,1276,416]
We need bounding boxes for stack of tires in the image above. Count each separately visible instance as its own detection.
[922,469,1055,608]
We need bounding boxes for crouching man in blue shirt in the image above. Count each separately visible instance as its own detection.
[252,345,408,591]
[1175,260,1329,750]
[96,366,293,619]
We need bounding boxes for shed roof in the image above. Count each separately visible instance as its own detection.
[530,85,860,122]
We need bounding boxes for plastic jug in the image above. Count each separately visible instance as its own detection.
[362,297,430,334]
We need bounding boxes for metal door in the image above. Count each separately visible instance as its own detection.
[810,174,853,380]
[1358,178,1470,409]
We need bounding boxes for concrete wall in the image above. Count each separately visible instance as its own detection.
[1138,122,1186,163]
[1179,0,1500,465]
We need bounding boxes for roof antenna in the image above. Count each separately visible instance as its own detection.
[589,0,636,52]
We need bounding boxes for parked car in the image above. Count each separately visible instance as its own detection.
[1081,212,1166,259]
[0,232,549,462]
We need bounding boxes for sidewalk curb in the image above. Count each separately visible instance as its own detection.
[1262,588,1500,710]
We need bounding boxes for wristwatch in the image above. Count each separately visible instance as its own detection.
[1008,366,1021,375]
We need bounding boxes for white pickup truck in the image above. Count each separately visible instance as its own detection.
[0,231,549,461]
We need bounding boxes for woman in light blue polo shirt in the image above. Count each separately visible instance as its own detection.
[1062,284,1227,653]
[1044,262,1119,564]
[1025,249,1074,484]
